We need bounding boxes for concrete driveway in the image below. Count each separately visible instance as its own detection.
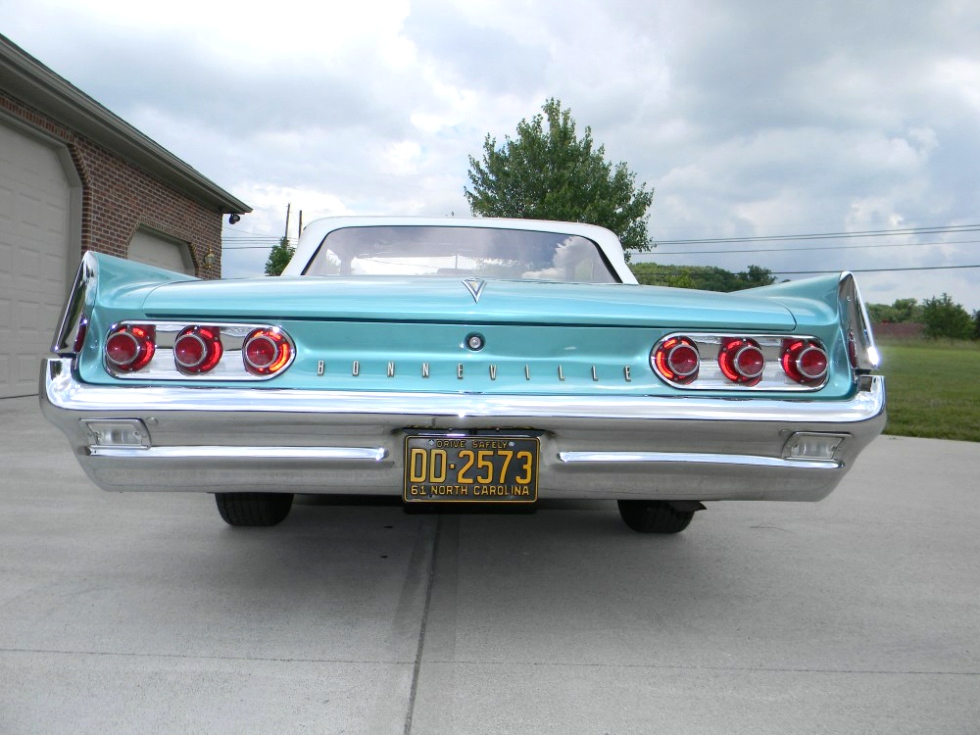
[1,395,977,734]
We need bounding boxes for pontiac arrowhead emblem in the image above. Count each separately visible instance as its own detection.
[462,278,487,303]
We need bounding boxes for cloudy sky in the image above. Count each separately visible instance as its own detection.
[4,0,979,310]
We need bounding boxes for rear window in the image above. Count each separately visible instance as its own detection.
[302,225,618,283]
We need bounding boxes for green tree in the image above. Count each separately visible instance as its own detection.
[891,298,922,322]
[664,272,698,289]
[465,98,654,255]
[265,235,294,276]
[866,303,890,323]
[629,262,774,292]
[867,298,922,324]
[921,293,973,339]
[737,265,776,289]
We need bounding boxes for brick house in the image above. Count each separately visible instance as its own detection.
[1,34,250,398]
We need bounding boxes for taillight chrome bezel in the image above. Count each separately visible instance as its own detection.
[103,321,294,381]
[105,324,156,373]
[173,326,224,374]
[718,337,766,386]
[651,333,830,391]
[651,336,701,385]
[781,339,829,385]
[243,328,295,376]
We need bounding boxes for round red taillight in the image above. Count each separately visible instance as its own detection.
[72,318,89,354]
[782,339,828,385]
[105,325,155,372]
[846,329,859,370]
[718,338,765,386]
[173,326,223,374]
[243,328,293,376]
[652,336,700,384]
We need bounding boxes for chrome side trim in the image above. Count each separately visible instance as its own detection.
[559,451,840,470]
[42,358,885,425]
[839,272,880,371]
[53,251,97,355]
[88,446,388,460]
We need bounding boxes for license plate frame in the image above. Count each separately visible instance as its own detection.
[403,434,539,503]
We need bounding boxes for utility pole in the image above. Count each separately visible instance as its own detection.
[283,203,292,241]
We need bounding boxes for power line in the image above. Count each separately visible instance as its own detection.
[221,225,280,236]
[651,238,980,256]
[654,223,980,247]
[222,234,282,251]
[774,264,980,275]
[645,224,980,276]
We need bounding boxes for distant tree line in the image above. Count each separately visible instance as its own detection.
[866,298,922,325]
[629,263,776,292]
[868,295,979,341]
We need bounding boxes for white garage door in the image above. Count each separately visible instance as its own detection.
[0,121,72,398]
[128,228,195,275]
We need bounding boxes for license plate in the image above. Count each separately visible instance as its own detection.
[403,435,539,503]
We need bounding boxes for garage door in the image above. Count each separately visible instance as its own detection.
[0,121,71,398]
[128,228,195,275]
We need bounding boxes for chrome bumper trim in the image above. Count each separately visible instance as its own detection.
[41,358,885,502]
[558,451,839,470]
[42,358,885,425]
[88,446,388,461]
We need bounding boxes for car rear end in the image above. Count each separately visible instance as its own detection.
[41,251,884,526]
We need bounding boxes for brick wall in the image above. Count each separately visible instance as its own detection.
[1,92,222,278]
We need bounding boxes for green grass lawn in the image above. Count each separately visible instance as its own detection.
[876,339,980,442]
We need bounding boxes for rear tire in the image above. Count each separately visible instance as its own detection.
[215,492,294,527]
[617,500,701,534]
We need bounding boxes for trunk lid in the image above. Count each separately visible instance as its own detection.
[142,276,796,331]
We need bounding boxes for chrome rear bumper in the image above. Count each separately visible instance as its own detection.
[40,357,886,502]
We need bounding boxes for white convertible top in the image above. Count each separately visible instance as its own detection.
[281,216,638,284]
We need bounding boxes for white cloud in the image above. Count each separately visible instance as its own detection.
[845,199,907,232]
[934,58,980,116]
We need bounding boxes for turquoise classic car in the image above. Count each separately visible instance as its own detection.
[41,217,885,534]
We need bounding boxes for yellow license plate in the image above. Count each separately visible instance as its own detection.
[403,435,539,503]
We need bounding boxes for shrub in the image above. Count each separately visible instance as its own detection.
[921,293,974,340]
